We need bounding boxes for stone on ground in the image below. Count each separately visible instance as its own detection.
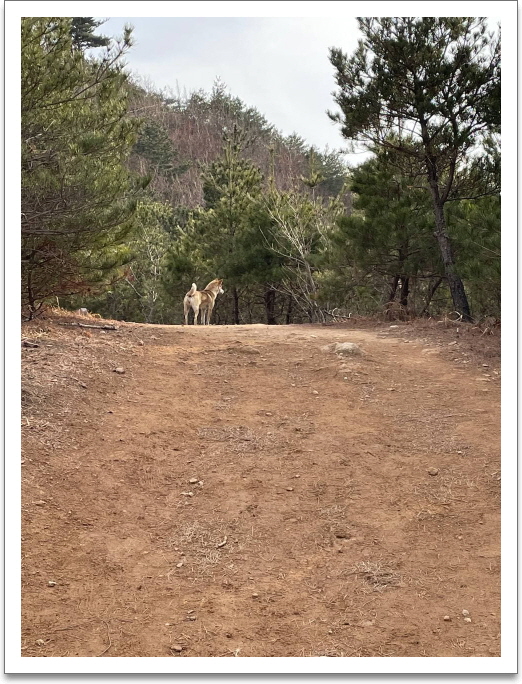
[321,342,362,355]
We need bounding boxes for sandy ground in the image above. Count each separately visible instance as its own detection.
[21,315,500,657]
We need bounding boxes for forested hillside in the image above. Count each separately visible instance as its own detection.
[21,17,501,325]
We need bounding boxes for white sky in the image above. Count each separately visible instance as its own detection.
[95,17,367,159]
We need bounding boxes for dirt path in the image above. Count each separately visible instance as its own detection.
[21,320,500,657]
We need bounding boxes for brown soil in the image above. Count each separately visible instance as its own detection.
[21,313,500,658]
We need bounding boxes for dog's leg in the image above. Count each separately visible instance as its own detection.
[184,299,190,326]
[193,305,200,325]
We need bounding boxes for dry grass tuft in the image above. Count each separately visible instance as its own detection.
[413,469,478,506]
[169,520,241,575]
[308,647,352,657]
[197,425,267,453]
[319,504,347,523]
[352,560,403,592]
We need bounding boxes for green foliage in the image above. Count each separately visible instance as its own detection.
[70,17,110,50]
[201,127,263,213]
[447,195,501,316]
[329,17,501,319]
[312,148,350,197]
[329,18,500,155]
[164,127,299,323]
[169,127,265,285]
[26,18,499,324]
[77,200,174,322]
[21,17,147,315]
[299,149,325,191]
[133,120,190,178]
[324,140,500,317]
[331,146,440,279]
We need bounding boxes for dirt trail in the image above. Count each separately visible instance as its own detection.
[21,321,500,657]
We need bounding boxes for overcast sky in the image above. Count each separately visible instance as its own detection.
[95,17,368,161]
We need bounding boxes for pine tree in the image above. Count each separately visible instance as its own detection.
[204,127,263,324]
[80,201,174,323]
[133,120,189,178]
[21,17,148,316]
[446,195,500,318]
[329,17,501,322]
[167,126,264,324]
[312,148,350,199]
[70,17,110,50]
[330,145,441,312]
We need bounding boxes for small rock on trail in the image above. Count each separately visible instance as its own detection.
[360,620,375,628]
[333,528,352,539]
[321,342,362,355]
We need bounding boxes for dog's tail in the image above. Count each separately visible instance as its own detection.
[186,283,197,297]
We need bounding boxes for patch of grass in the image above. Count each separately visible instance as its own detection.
[351,560,403,592]
[169,519,246,575]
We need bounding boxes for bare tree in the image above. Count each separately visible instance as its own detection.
[262,191,343,322]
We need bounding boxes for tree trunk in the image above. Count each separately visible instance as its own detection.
[264,288,277,325]
[420,277,443,316]
[285,295,293,324]
[232,286,240,325]
[25,250,38,319]
[386,275,399,303]
[399,276,410,308]
[26,270,36,320]
[432,206,472,321]
[423,151,473,322]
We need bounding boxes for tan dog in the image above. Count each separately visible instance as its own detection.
[183,279,224,325]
